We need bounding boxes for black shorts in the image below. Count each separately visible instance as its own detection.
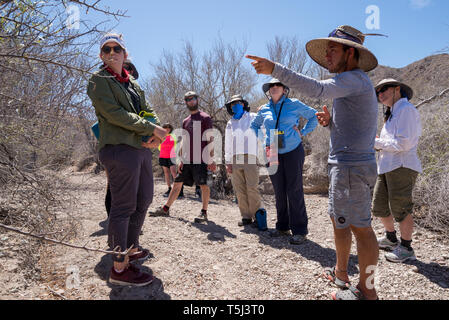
[174,163,208,187]
[159,157,175,168]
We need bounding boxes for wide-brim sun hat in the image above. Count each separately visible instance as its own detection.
[306,25,380,72]
[225,94,250,115]
[262,78,289,94]
[375,78,414,101]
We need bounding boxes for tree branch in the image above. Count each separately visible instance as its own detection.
[416,88,449,108]
[0,223,133,257]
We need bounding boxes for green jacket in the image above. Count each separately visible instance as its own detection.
[87,68,161,151]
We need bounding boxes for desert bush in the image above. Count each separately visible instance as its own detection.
[413,98,449,235]
[0,0,126,275]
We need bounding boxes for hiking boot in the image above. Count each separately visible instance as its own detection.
[109,264,154,286]
[194,211,208,223]
[385,245,416,263]
[150,206,170,217]
[377,236,399,251]
[269,229,291,237]
[289,234,307,245]
[238,218,253,227]
[128,248,151,263]
[163,187,171,198]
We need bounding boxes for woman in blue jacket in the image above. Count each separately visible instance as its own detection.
[251,78,318,244]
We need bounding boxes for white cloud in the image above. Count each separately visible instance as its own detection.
[410,0,432,9]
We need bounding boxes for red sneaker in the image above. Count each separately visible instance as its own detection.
[128,248,151,263]
[109,264,154,287]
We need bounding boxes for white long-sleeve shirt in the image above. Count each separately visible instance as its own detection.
[225,112,259,163]
[375,98,422,175]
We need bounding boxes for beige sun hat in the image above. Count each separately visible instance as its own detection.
[225,94,250,115]
[306,25,382,72]
[262,78,289,94]
[375,78,414,100]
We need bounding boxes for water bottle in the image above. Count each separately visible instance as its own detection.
[139,111,158,142]
[91,121,100,140]
[255,208,268,231]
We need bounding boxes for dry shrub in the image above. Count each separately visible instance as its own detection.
[413,99,449,235]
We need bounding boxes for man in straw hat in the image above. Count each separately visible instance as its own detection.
[373,79,422,264]
[247,25,383,300]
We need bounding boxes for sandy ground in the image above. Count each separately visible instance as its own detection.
[1,168,449,300]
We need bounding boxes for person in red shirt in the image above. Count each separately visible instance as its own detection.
[151,91,216,223]
[158,123,181,197]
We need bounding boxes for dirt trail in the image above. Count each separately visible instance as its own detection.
[1,169,449,300]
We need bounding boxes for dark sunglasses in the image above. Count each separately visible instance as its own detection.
[376,85,396,96]
[101,45,123,54]
[328,28,362,45]
[185,97,197,102]
[269,83,284,89]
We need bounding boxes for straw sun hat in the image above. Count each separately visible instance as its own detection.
[306,25,384,72]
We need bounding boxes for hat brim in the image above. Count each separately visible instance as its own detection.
[306,38,378,72]
[262,82,287,94]
[375,80,414,101]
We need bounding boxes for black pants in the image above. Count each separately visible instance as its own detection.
[269,144,308,236]
[99,144,154,262]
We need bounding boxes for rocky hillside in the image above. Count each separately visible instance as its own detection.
[368,53,449,102]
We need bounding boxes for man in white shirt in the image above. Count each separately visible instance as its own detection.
[373,79,422,263]
[225,94,263,227]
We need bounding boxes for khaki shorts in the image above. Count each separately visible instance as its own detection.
[328,163,377,229]
[372,167,418,222]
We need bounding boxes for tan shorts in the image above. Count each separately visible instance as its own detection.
[372,167,418,222]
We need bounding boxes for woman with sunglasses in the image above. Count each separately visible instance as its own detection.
[372,79,422,263]
[104,59,140,217]
[87,33,167,286]
[251,78,318,245]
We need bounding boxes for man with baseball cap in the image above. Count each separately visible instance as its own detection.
[151,91,217,223]
[247,25,382,300]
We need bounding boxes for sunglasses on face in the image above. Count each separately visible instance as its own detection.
[376,85,395,96]
[185,97,197,102]
[101,45,123,54]
[269,83,284,89]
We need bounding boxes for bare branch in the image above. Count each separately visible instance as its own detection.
[0,223,133,257]
[416,88,449,108]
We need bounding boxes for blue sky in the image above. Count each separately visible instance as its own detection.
[81,0,448,81]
